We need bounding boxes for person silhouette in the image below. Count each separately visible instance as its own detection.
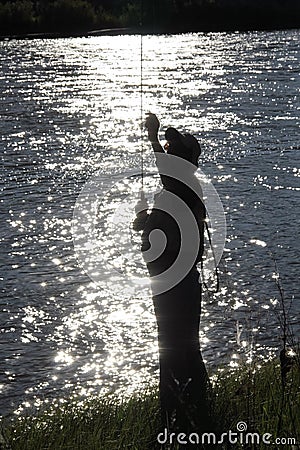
[134,113,211,434]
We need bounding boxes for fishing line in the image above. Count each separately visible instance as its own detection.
[140,0,144,191]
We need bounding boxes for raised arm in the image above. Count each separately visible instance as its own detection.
[145,113,164,154]
[133,114,164,232]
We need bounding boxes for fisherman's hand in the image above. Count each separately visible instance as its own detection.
[133,192,149,231]
[145,113,160,139]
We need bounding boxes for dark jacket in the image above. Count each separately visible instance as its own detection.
[134,170,205,278]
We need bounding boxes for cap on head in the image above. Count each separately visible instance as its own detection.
[165,127,201,167]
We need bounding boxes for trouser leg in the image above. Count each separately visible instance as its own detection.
[153,270,210,432]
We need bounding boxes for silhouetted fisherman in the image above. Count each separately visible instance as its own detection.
[134,113,211,434]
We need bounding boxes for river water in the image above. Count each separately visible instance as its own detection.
[0,30,299,417]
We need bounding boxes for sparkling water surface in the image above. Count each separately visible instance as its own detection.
[0,30,299,416]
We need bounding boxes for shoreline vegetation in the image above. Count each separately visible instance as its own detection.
[1,358,299,449]
[0,0,299,40]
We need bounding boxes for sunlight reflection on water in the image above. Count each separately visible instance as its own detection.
[0,30,299,416]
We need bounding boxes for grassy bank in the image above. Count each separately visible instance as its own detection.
[1,358,299,449]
